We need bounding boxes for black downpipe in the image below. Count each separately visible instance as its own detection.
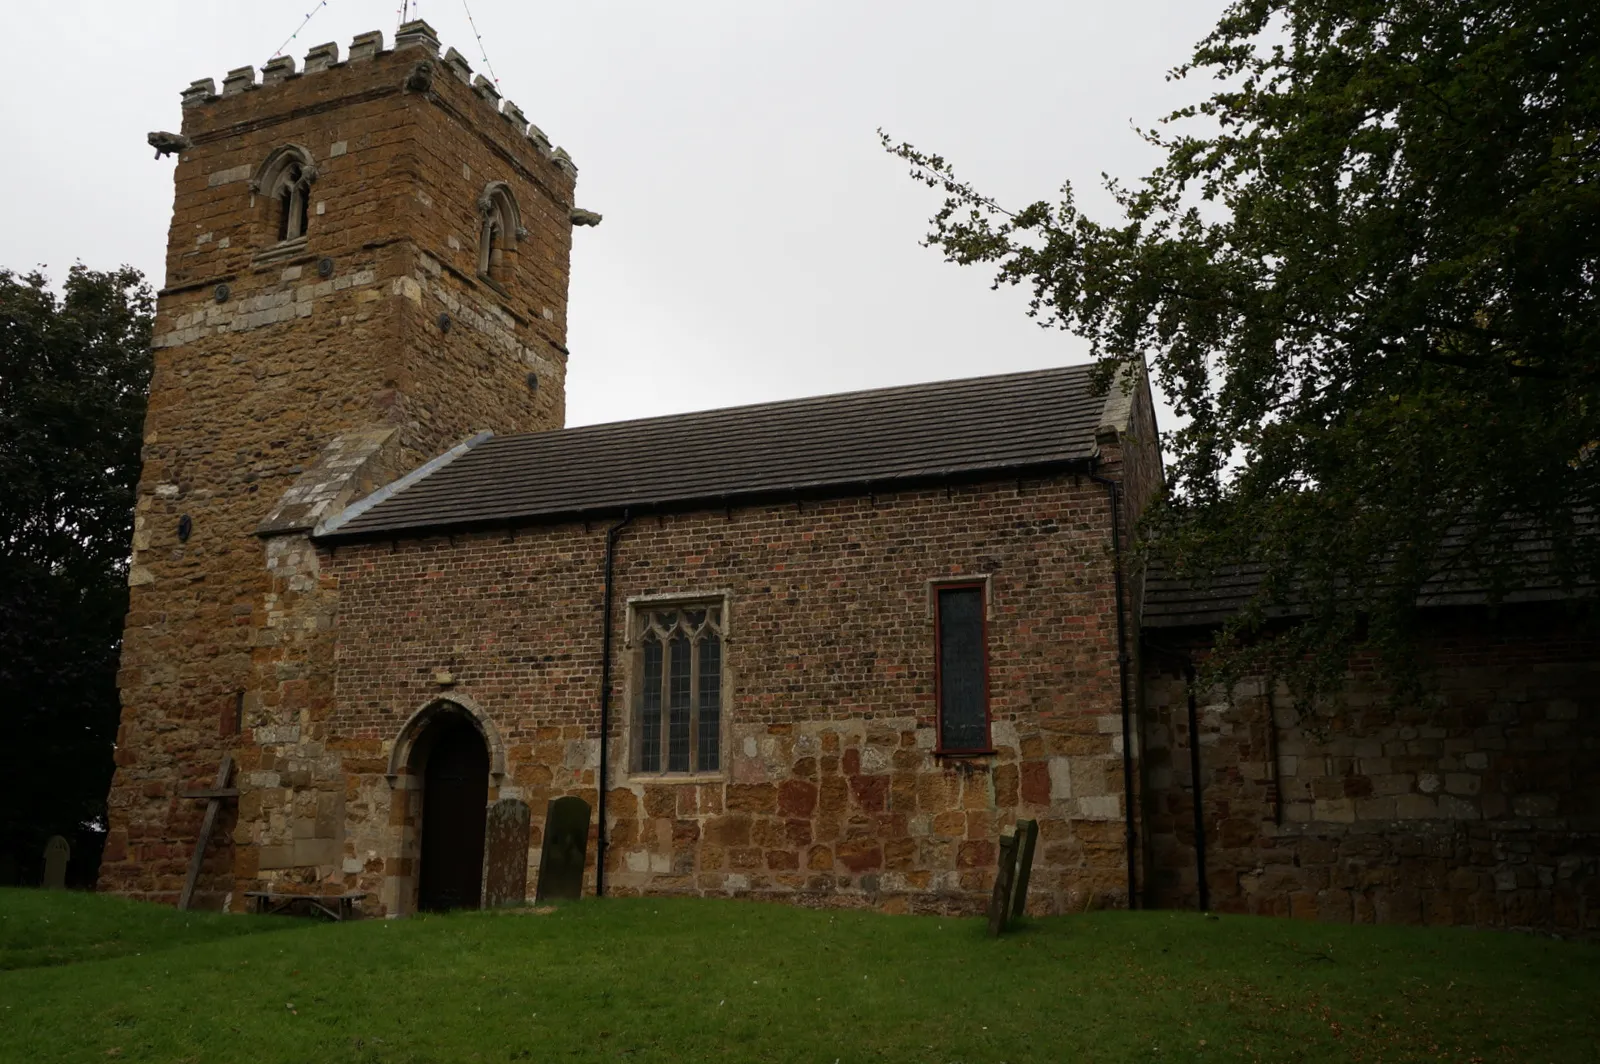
[594,509,633,897]
[1089,472,1138,908]
[1185,660,1209,912]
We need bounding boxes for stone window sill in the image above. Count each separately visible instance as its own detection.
[935,748,997,759]
[477,271,511,300]
[625,772,726,786]
[252,237,310,268]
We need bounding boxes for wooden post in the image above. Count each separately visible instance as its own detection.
[178,755,236,911]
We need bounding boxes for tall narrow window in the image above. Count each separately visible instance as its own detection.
[480,219,503,280]
[633,603,725,775]
[935,584,991,752]
[276,162,310,241]
[640,639,663,772]
[697,632,722,772]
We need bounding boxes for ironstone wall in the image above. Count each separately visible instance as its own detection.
[1140,607,1600,938]
[101,21,578,905]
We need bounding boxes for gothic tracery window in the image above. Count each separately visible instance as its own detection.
[252,145,316,244]
[633,603,724,775]
[477,181,521,285]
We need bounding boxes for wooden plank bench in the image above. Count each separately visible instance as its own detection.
[244,891,367,921]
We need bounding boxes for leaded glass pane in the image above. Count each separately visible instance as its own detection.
[640,638,663,772]
[697,633,722,772]
[937,587,988,751]
[668,635,692,772]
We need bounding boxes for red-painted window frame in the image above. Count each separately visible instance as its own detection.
[932,581,994,756]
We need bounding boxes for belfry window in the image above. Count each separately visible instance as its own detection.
[252,145,317,245]
[477,182,521,285]
[480,216,504,280]
[632,602,725,775]
[276,162,310,241]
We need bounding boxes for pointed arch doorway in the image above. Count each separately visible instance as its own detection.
[415,713,490,912]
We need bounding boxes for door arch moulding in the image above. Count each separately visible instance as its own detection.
[386,693,507,785]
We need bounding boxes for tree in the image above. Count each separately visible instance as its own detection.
[886,0,1599,697]
[0,265,151,882]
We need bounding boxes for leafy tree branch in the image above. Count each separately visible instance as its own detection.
[885,0,1599,703]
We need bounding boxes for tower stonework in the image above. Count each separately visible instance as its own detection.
[101,21,582,905]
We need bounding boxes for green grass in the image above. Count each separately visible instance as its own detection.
[0,889,294,971]
[1,888,1596,1063]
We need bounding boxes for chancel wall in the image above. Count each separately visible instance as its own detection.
[1141,610,1600,937]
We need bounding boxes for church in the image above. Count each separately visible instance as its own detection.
[104,22,1596,934]
[103,21,1162,918]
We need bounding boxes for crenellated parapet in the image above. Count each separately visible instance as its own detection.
[176,21,577,176]
[106,13,582,914]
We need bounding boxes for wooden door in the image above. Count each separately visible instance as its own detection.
[417,718,489,912]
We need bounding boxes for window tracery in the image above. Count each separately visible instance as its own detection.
[476,181,522,284]
[252,145,317,244]
[632,603,724,775]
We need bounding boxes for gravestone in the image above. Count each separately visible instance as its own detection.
[482,798,532,908]
[42,836,70,890]
[986,829,1020,937]
[533,796,591,903]
[1011,818,1040,919]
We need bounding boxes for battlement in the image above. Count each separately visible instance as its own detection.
[177,21,575,176]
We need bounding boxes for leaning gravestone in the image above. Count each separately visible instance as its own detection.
[533,796,591,903]
[1011,818,1040,919]
[42,836,70,890]
[986,829,1020,937]
[482,798,532,908]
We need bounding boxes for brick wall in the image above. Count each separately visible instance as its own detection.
[252,476,1137,916]
[1141,609,1600,937]
[102,24,579,904]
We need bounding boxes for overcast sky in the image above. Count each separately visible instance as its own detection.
[3,1,1225,431]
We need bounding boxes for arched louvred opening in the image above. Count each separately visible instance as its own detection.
[476,181,522,285]
[275,162,311,241]
[480,216,503,280]
[252,145,317,244]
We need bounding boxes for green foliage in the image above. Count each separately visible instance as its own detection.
[2,891,1598,1061]
[0,266,152,875]
[885,0,1599,699]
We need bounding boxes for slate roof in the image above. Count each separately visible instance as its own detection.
[1142,523,1593,629]
[1141,561,1272,630]
[319,365,1110,541]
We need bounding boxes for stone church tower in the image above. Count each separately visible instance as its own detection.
[102,21,585,904]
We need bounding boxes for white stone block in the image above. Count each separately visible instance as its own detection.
[1048,757,1072,801]
[207,164,252,187]
[1076,795,1120,820]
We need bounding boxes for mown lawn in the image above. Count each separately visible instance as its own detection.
[0,888,1596,1063]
